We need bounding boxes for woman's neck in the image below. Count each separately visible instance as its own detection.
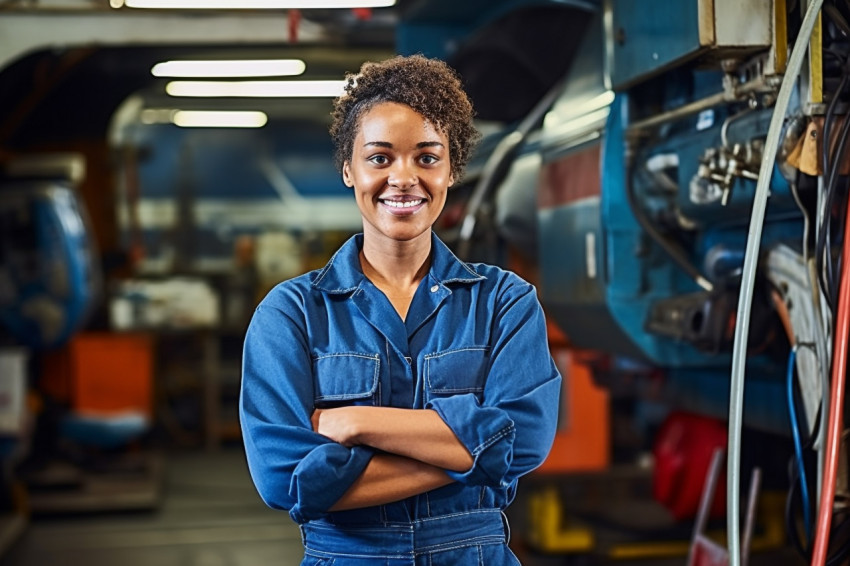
[359,231,432,320]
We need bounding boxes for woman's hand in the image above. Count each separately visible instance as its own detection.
[311,407,364,447]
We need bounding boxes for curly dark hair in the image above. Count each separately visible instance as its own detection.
[330,54,479,182]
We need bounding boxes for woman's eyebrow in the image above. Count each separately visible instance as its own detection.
[362,140,445,149]
[417,141,445,149]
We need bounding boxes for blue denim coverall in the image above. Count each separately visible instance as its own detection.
[240,233,561,565]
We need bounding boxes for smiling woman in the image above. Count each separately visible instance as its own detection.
[344,102,452,258]
[239,54,562,566]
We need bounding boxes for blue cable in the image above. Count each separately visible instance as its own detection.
[787,347,812,541]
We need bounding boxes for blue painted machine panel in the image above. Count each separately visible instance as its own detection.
[608,0,703,89]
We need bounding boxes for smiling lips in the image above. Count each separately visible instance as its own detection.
[379,197,426,213]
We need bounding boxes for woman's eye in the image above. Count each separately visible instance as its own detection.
[420,155,438,165]
[368,155,389,165]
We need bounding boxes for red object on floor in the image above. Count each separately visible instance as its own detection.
[653,411,728,520]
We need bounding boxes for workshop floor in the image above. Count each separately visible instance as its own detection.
[3,447,805,566]
[4,447,302,566]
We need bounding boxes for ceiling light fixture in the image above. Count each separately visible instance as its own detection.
[171,110,269,128]
[124,0,394,8]
[152,59,306,78]
[140,108,176,124]
[165,80,347,98]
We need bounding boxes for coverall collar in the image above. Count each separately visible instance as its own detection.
[310,232,485,295]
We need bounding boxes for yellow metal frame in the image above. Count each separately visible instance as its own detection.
[527,487,595,554]
[526,488,787,561]
[809,10,823,104]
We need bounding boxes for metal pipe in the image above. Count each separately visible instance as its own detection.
[626,77,769,135]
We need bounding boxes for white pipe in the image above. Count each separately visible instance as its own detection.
[726,1,824,564]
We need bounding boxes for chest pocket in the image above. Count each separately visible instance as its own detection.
[312,353,380,407]
[424,346,490,401]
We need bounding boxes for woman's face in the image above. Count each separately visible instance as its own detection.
[343,101,454,246]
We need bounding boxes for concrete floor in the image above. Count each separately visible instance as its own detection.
[4,448,303,566]
[3,447,806,566]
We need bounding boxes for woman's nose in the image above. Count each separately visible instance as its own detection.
[388,160,418,188]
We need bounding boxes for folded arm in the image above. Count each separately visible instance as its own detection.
[329,453,453,511]
[313,406,474,472]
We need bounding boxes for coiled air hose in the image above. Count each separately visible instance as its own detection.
[726,2,824,565]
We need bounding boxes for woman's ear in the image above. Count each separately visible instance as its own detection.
[342,161,354,188]
[448,172,455,188]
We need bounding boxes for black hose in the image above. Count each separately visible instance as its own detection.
[819,111,850,307]
[817,71,850,307]
[827,180,850,313]
[826,3,850,37]
[822,70,847,183]
[624,154,713,291]
[786,455,809,559]
[826,514,850,566]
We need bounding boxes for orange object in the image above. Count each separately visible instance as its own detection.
[536,344,610,473]
[42,332,153,417]
[504,250,608,473]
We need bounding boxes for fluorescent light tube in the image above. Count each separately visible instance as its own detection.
[171,110,268,128]
[140,108,175,124]
[152,59,306,78]
[166,80,346,98]
[124,0,395,8]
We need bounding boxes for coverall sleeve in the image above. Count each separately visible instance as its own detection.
[426,278,561,488]
[239,295,373,524]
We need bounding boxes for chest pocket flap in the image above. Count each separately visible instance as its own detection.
[312,353,380,405]
[425,346,490,397]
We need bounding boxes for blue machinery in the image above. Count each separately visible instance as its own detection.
[402,0,849,562]
[0,172,100,351]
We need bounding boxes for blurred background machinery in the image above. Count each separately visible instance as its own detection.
[0,1,847,565]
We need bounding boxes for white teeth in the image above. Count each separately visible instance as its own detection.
[383,199,423,208]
